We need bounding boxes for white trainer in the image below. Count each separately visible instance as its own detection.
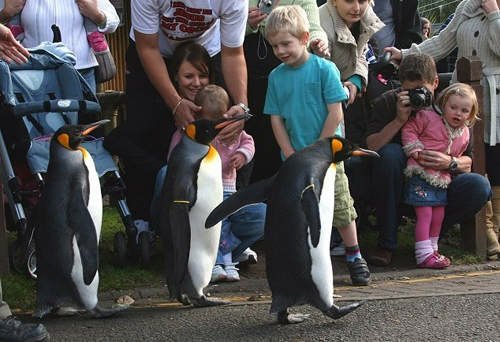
[211,265,227,283]
[224,264,240,282]
[235,248,258,264]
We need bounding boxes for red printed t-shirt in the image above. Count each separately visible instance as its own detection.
[131,0,247,57]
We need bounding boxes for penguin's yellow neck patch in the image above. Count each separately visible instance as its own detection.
[77,146,89,158]
[331,139,343,156]
[205,145,218,161]
[57,133,70,149]
[186,125,196,139]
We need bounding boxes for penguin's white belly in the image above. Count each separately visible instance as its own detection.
[70,152,101,309]
[308,164,336,307]
[83,153,102,240]
[71,236,99,309]
[188,153,222,295]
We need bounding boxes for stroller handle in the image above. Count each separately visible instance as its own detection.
[13,99,101,116]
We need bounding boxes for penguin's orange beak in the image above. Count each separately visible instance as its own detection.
[82,119,110,136]
[214,113,252,130]
[351,147,379,158]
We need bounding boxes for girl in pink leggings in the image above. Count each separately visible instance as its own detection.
[402,83,479,269]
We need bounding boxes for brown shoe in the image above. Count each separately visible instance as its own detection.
[368,247,393,266]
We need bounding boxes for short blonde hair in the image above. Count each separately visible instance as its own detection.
[436,83,480,126]
[265,5,310,40]
[194,85,230,120]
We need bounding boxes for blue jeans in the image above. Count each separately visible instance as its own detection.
[216,191,266,264]
[78,67,97,93]
[347,143,491,251]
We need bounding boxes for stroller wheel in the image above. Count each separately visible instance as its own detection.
[26,242,37,280]
[138,231,152,267]
[114,231,127,267]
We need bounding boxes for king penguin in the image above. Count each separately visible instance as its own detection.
[34,120,127,318]
[206,136,379,324]
[154,113,251,307]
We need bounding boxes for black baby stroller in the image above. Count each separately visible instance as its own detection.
[0,42,136,278]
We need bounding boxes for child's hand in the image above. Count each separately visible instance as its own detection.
[418,150,450,170]
[231,152,246,170]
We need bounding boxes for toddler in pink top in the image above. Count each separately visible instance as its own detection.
[402,83,479,269]
[168,85,265,283]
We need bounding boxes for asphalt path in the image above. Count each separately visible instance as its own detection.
[21,269,500,341]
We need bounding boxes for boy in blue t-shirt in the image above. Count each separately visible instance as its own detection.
[263,5,370,286]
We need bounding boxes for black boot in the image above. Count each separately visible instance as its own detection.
[0,316,48,341]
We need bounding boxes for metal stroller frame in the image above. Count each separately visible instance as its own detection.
[0,43,135,278]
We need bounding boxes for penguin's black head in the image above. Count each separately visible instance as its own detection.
[330,136,379,162]
[185,113,252,144]
[53,120,110,150]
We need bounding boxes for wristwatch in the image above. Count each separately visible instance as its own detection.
[238,103,250,115]
[448,157,458,172]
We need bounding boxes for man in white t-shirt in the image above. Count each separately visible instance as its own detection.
[131,0,249,129]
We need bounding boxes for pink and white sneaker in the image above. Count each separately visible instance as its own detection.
[417,253,450,269]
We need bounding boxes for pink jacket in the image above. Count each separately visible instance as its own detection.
[168,129,255,192]
[402,109,470,188]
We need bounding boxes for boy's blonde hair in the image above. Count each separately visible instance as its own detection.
[194,84,230,120]
[265,5,310,40]
[436,82,480,126]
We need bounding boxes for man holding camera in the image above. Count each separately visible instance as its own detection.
[361,53,490,266]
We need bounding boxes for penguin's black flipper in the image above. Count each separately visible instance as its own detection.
[205,175,276,228]
[300,184,321,247]
[166,203,191,299]
[69,193,99,285]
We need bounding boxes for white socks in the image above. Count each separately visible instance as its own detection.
[415,240,434,264]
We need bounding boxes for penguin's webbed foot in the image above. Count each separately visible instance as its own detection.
[277,310,310,324]
[324,300,366,320]
[178,294,192,306]
[33,305,54,319]
[90,303,129,318]
[192,295,230,307]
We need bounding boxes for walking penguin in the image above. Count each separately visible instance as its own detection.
[34,120,127,318]
[206,136,379,324]
[154,114,251,307]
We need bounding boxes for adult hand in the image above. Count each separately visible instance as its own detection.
[343,81,358,105]
[217,104,245,144]
[247,6,267,30]
[310,38,330,58]
[1,0,25,19]
[417,150,451,170]
[0,24,29,64]
[230,152,246,170]
[384,47,402,62]
[173,98,200,130]
[76,0,106,26]
[481,0,500,13]
[395,90,412,124]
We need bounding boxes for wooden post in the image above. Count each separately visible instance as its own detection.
[455,56,487,258]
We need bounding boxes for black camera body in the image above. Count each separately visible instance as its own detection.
[408,87,432,109]
[258,0,273,14]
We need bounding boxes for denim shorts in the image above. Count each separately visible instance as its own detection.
[404,175,448,206]
[333,161,357,227]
